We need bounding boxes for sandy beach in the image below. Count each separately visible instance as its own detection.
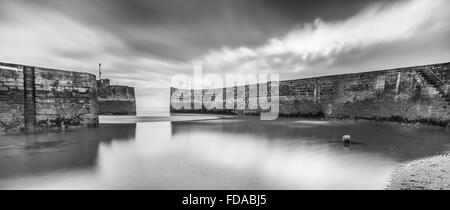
[388,153,450,190]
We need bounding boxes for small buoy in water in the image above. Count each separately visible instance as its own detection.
[342,135,351,144]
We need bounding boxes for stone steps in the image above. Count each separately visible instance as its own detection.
[419,70,450,105]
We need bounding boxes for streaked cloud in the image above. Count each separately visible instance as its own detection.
[196,0,450,75]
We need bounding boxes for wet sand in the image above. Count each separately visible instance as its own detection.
[99,114,232,124]
[388,153,450,190]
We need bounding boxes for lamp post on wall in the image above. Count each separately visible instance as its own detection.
[99,63,102,81]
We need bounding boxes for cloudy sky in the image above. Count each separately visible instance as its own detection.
[0,0,449,109]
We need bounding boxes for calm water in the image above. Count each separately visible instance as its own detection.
[0,114,449,190]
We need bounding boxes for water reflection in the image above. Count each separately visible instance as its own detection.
[170,119,394,189]
[169,117,450,189]
[0,124,136,179]
[172,117,450,160]
[0,115,449,190]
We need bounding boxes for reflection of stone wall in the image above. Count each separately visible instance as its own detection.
[1,62,99,133]
[0,123,136,178]
[97,79,136,115]
[171,62,450,126]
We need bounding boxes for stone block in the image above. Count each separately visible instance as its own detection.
[36,98,56,103]
[0,113,13,120]
[36,103,54,110]
[36,109,57,115]
[0,106,10,112]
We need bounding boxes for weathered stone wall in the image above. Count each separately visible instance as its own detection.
[98,100,136,115]
[277,62,450,124]
[34,67,99,128]
[97,79,136,115]
[1,62,99,133]
[0,66,25,132]
[171,62,450,126]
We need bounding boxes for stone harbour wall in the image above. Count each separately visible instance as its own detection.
[1,62,99,133]
[97,79,136,115]
[34,67,99,128]
[0,67,25,132]
[278,63,450,124]
[171,62,450,126]
[98,100,136,115]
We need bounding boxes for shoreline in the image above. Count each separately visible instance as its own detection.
[169,111,450,128]
[388,153,450,190]
[2,113,449,135]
